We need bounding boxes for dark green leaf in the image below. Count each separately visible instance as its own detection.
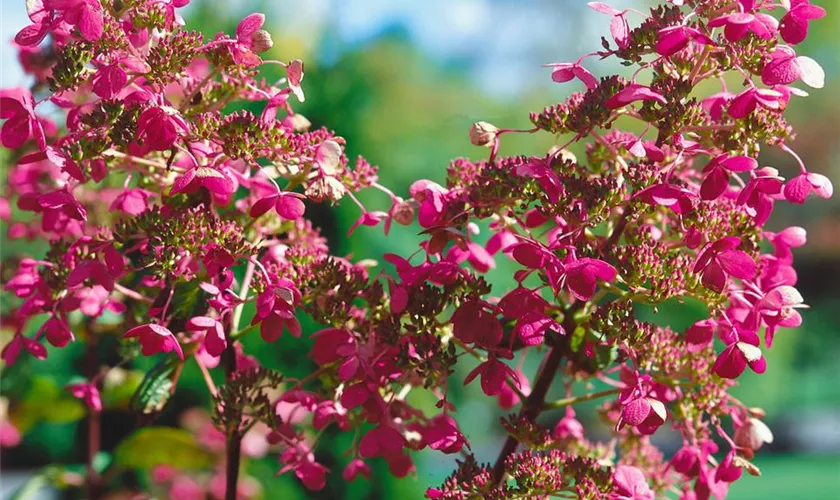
[130,354,183,415]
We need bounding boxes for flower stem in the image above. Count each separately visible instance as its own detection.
[223,340,241,500]
[542,387,622,410]
[231,259,256,335]
[84,338,101,498]
[490,307,580,485]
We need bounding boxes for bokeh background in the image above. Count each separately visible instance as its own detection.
[1,0,839,498]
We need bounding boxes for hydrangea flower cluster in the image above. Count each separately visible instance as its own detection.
[0,0,830,498]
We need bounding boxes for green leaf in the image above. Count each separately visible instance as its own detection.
[10,376,85,432]
[114,427,212,470]
[93,451,113,474]
[170,279,210,322]
[130,354,183,415]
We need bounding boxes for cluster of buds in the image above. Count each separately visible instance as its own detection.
[0,0,830,498]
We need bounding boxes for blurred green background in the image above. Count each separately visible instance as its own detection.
[1,0,839,498]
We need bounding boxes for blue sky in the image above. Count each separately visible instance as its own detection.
[0,0,627,96]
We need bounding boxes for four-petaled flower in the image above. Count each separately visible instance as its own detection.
[124,323,184,359]
[694,237,757,293]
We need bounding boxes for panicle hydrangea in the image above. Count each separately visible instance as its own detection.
[0,0,832,498]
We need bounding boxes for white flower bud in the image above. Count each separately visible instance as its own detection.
[469,121,499,147]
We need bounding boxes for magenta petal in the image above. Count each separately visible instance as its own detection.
[717,249,756,279]
[701,167,729,200]
[203,323,227,357]
[610,15,630,49]
[515,312,560,346]
[550,65,575,83]
[749,355,767,374]
[249,195,278,218]
[572,66,599,89]
[761,51,800,86]
[702,262,727,293]
[780,14,808,44]
[77,3,104,41]
[170,168,197,195]
[15,23,50,46]
[93,64,128,99]
[1,114,31,149]
[783,174,811,204]
[713,344,747,379]
[187,316,217,330]
[587,2,622,16]
[656,28,688,57]
[721,156,758,172]
[728,90,756,118]
[565,266,597,301]
[621,398,652,427]
[276,195,306,219]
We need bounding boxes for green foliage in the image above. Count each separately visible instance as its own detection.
[130,354,183,415]
[9,376,86,433]
[114,427,213,470]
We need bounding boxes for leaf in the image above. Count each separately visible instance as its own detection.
[169,279,210,323]
[10,376,85,432]
[130,354,183,415]
[114,427,212,470]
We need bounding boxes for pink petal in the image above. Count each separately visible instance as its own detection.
[236,13,265,39]
[780,13,808,44]
[587,2,622,16]
[93,64,128,99]
[717,249,756,279]
[550,64,575,83]
[656,27,689,57]
[807,172,833,199]
[783,174,811,204]
[621,398,652,427]
[77,3,104,41]
[250,195,279,218]
[276,194,306,219]
[610,15,630,49]
[701,167,729,201]
[15,23,49,46]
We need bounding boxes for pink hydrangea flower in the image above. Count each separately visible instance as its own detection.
[606,84,667,109]
[655,25,715,57]
[1,88,46,150]
[66,381,102,412]
[779,0,826,44]
[610,465,654,500]
[124,323,184,359]
[783,171,833,204]
[136,105,190,151]
[588,2,632,49]
[693,237,756,293]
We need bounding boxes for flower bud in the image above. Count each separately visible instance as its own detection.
[747,407,766,419]
[249,30,274,53]
[733,455,762,477]
[305,176,345,202]
[734,417,774,453]
[469,121,498,147]
[282,113,311,132]
[392,200,415,225]
[548,146,577,164]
